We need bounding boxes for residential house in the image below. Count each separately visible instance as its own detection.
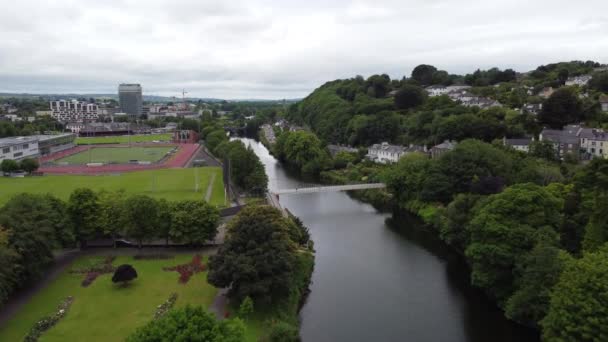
[426,85,471,97]
[521,103,542,115]
[367,142,406,164]
[565,75,592,87]
[539,125,583,159]
[447,90,500,109]
[503,137,533,153]
[579,128,608,159]
[600,95,608,112]
[430,140,457,159]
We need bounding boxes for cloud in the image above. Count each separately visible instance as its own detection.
[0,0,606,99]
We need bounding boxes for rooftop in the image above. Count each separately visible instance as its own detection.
[0,136,39,148]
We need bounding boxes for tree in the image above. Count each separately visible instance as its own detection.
[123,195,159,248]
[238,296,254,320]
[127,305,245,342]
[0,194,64,295]
[157,198,172,246]
[538,87,583,129]
[208,205,297,303]
[465,183,562,304]
[529,140,557,161]
[505,237,568,327]
[1,159,18,175]
[169,200,219,245]
[68,188,101,248]
[19,158,39,174]
[112,264,138,286]
[333,151,357,169]
[98,190,127,248]
[439,194,482,254]
[267,321,300,342]
[394,85,427,110]
[411,64,437,85]
[541,247,608,341]
[589,71,608,92]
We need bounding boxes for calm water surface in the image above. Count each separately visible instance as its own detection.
[239,138,538,342]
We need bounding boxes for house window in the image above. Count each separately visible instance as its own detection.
[22,144,28,149]
[2,147,9,154]
[13,152,22,157]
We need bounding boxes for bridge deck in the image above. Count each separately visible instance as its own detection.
[272,183,386,195]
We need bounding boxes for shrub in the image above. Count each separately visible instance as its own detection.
[112,264,138,286]
[153,293,178,320]
[24,296,74,342]
[163,254,205,284]
[267,320,300,342]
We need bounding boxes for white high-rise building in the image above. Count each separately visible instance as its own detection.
[49,100,99,123]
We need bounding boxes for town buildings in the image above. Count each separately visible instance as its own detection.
[0,133,75,161]
[49,100,99,123]
[503,137,533,152]
[565,75,592,87]
[430,140,457,159]
[367,142,427,163]
[600,95,608,112]
[118,83,143,118]
[579,128,608,159]
[425,85,471,97]
[328,144,359,157]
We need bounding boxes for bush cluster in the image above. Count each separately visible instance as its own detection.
[23,296,74,342]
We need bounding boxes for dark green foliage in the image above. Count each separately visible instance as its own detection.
[0,193,71,305]
[112,264,138,285]
[505,239,567,328]
[68,188,101,245]
[208,205,298,303]
[274,131,331,174]
[465,183,562,304]
[529,140,557,161]
[464,68,517,86]
[541,247,608,341]
[127,305,245,342]
[439,194,482,254]
[19,158,39,174]
[411,64,437,85]
[538,87,583,129]
[346,112,400,146]
[216,140,268,194]
[267,321,300,342]
[589,71,608,92]
[1,159,19,174]
[394,85,427,109]
[123,195,160,248]
[169,200,219,245]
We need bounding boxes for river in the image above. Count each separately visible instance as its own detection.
[238,138,539,342]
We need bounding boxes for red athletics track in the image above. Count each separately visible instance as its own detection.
[38,143,200,174]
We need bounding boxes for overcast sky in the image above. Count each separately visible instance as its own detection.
[0,0,607,99]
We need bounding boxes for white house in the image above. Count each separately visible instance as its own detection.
[0,136,40,161]
[565,75,592,87]
[600,95,608,112]
[579,128,608,159]
[367,142,406,164]
[503,137,532,153]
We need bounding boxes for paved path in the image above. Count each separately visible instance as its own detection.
[209,288,229,320]
[205,173,216,202]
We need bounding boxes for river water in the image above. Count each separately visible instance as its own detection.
[238,138,538,342]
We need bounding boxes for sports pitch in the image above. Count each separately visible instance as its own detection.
[54,147,174,165]
[75,134,173,145]
[0,168,226,207]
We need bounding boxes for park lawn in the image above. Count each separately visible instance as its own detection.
[54,147,174,164]
[0,168,225,206]
[75,134,173,145]
[0,254,218,342]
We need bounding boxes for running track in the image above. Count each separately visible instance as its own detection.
[39,144,200,174]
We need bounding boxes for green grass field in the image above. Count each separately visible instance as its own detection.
[54,147,174,164]
[0,254,218,342]
[0,168,225,207]
[75,134,173,145]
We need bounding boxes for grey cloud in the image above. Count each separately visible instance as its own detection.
[0,0,606,99]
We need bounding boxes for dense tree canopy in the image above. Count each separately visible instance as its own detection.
[127,305,245,342]
[394,85,427,110]
[541,247,608,341]
[208,205,299,303]
[538,87,583,129]
[170,200,219,245]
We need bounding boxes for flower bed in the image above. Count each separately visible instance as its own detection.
[153,293,178,320]
[70,256,116,287]
[133,254,174,260]
[162,255,205,284]
[24,296,74,342]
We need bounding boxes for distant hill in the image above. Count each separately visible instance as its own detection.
[0,92,301,103]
